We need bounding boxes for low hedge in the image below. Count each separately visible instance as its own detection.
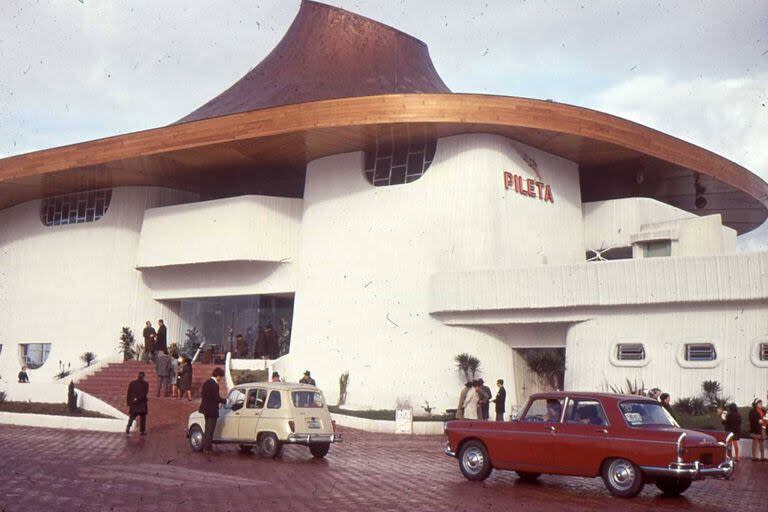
[231,369,269,385]
[675,406,752,438]
[328,405,450,422]
[0,401,115,419]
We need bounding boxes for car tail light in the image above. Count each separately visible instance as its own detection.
[289,420,295,433]
[331,420,337,432]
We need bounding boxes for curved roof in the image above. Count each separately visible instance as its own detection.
[177,0,449,124]
[0,1,766,233]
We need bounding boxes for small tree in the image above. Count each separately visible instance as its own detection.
[454,353,481,382]
[185,326,201,353]
[67,381,78,413]
[80,351,96,367]
[118,327,136,361]
[338,371,350,406]
[518,348,565,390]
[701,380,722,408]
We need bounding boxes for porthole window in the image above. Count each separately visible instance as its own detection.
[616,343,645,361]
[363,127,437,186]
[761,343,768,362]
[18,343,52,370]
[40,189,112,226]
[684,343,717,362]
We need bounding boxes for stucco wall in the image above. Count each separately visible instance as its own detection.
[565,303,768,405]
[0,187,195,381]
[281,133,583,411]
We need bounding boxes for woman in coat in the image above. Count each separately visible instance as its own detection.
[177,356,193,401]
[721,403,742,462]
[748,399,766,461]
[463,381,481,420]
[456,382,471,420]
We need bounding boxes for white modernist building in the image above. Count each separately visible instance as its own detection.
[1,1,767,414]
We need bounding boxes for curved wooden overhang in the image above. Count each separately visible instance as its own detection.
[1,93,766,233]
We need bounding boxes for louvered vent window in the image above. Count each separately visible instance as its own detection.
[760,343,768,362]
[685,343,717,362]
[616,343,646,361]
[40,189,112,226]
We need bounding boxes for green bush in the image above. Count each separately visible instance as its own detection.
[232,369,268,385]
[327,405,451,422]
[676,407,751,438]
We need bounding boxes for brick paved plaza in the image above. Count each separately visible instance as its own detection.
[0,424,765,512]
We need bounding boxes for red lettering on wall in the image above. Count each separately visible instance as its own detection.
[502,171,555,204]
[503,171,514,190]
[544,184,554,203]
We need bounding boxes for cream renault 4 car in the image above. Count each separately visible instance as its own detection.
[186,382,342,458]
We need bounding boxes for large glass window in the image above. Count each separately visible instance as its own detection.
[180,294,294,361]
[267,390,282,409]
[363,127,437,186]
[40,189,112,226]
[246,389,267,409]
[292,391,325,408]
[619,401,678,427]
[18,343,52,369]
[522,398,564,423]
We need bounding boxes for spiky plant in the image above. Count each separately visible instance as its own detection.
[118,327,136,361]
[338,371,350,406]
[518,348,565,390]
[454,353,481,382]
[80,351,96,367]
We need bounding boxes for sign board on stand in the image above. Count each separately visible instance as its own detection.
[395,408,413,434]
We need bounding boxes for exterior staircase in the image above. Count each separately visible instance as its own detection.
[76,360,224,432]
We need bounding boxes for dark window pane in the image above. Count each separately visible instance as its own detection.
[364,171,374,184]
[407,152,424,174]
[425,139,437,162]
[393,146,408,166]
[389,165,406,185]
[375,157,391,180]
[364,151,375,171]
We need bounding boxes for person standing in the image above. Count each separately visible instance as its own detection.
[126,371,149,435]
[271,371,281,382]
[299,371,316,386]
[18,366,30,383]
[199,368,227,452]
[659,393,675,420]
[235,334,248,359]
[464,381,481,420]
[456,382,471,420]
[142,321,156,363]
[748,399,766,461]
[169,351,180,398]
[721,403,742,462]
[245,327,255,358]
[155,319,168,355]
[177,355,193,401]
[479,378,492,421]
[155,350,171,397]
[263,324,277,359]
[492,379,506,422]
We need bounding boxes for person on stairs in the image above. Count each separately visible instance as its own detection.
[126,371,149,435]
[155,349,172,397]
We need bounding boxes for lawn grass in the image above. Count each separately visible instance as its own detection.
[0,401,115,419]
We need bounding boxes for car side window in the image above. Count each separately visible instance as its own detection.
[267,390,282,409]
[564,399,609,426]
[226,389,245,408]
[246,388,268,409]
[522,398,564,423]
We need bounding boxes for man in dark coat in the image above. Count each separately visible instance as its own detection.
[479,378,493,420]
[142,321,156,363]
[299,370,316,386]
[126,371,149,435]
[199,367,227,452]
[492,379,507,422]
[155,319,168,354]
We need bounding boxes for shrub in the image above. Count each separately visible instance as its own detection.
[608,378,647,396]
[118,327,136,361]
[55,361,71,380]
[338,371,350,406]
[518,348,565,390]
[0,390,6,404]
[674,396,708,416]
[455,353,481,382]
[232,369,268,385]
[80,351,96,367]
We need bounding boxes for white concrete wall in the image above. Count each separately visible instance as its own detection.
[565,303,768,406]
[282,133,584,412]
[0,187,195,382]
[136,195,302,268]
[632,214,737,258]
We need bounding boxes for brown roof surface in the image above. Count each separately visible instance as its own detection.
[176,0,450,124]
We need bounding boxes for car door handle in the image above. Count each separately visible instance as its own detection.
[546,426,556,433]
[597,428,608,434]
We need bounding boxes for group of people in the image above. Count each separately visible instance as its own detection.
[234,325,281,360]
[141,320,167,362]
[456,379,506,421]
[719,398,768,463]
[153,349,194,400]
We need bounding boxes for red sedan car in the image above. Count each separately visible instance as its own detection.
[444,392,734,498]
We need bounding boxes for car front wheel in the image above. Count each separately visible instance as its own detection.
[260,433,282,458]
[309,443,330,458]
[655,477,692,497]
[601,458,644,498]
[188,425,203,453]
[458,440,492,481]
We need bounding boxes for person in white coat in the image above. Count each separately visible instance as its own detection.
[463,381,480,420]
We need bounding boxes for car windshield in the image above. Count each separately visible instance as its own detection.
[292,390,325,408]
[619,401,679,427]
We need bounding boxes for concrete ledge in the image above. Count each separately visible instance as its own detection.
[331,412,444,435]
[0,411,127,433]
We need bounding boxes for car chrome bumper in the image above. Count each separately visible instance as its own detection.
[640,460,734,480]
[286,433,343,443]
[444,441,456,457]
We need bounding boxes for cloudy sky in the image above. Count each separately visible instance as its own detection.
[1,0,766,246]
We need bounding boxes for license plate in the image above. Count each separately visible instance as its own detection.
[307,419,321,429]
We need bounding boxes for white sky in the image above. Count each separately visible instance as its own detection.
[1,0,766,246]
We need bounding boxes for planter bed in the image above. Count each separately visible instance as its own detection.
[0,401,115,419]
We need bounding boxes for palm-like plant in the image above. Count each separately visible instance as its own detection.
[518,348,565,390]
[118,327,136,361]
[454,353,481,381]
[80,351,96,367]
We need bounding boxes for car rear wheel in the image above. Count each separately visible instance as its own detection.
[458,440,492,481]
[655,477,692,497]
[515,471,541,482]
[601,458,644,498]
[238,444,254,454]
[188,425,203,453]
[309,443,330,458]
[259,433,281,458]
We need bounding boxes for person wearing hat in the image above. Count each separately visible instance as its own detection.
[271,371,281,382]
[479,378,493,420]
[300,371,316,386]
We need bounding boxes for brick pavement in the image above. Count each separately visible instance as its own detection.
[0,424,766,512]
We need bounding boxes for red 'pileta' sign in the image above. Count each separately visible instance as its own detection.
[503,171,554,203]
